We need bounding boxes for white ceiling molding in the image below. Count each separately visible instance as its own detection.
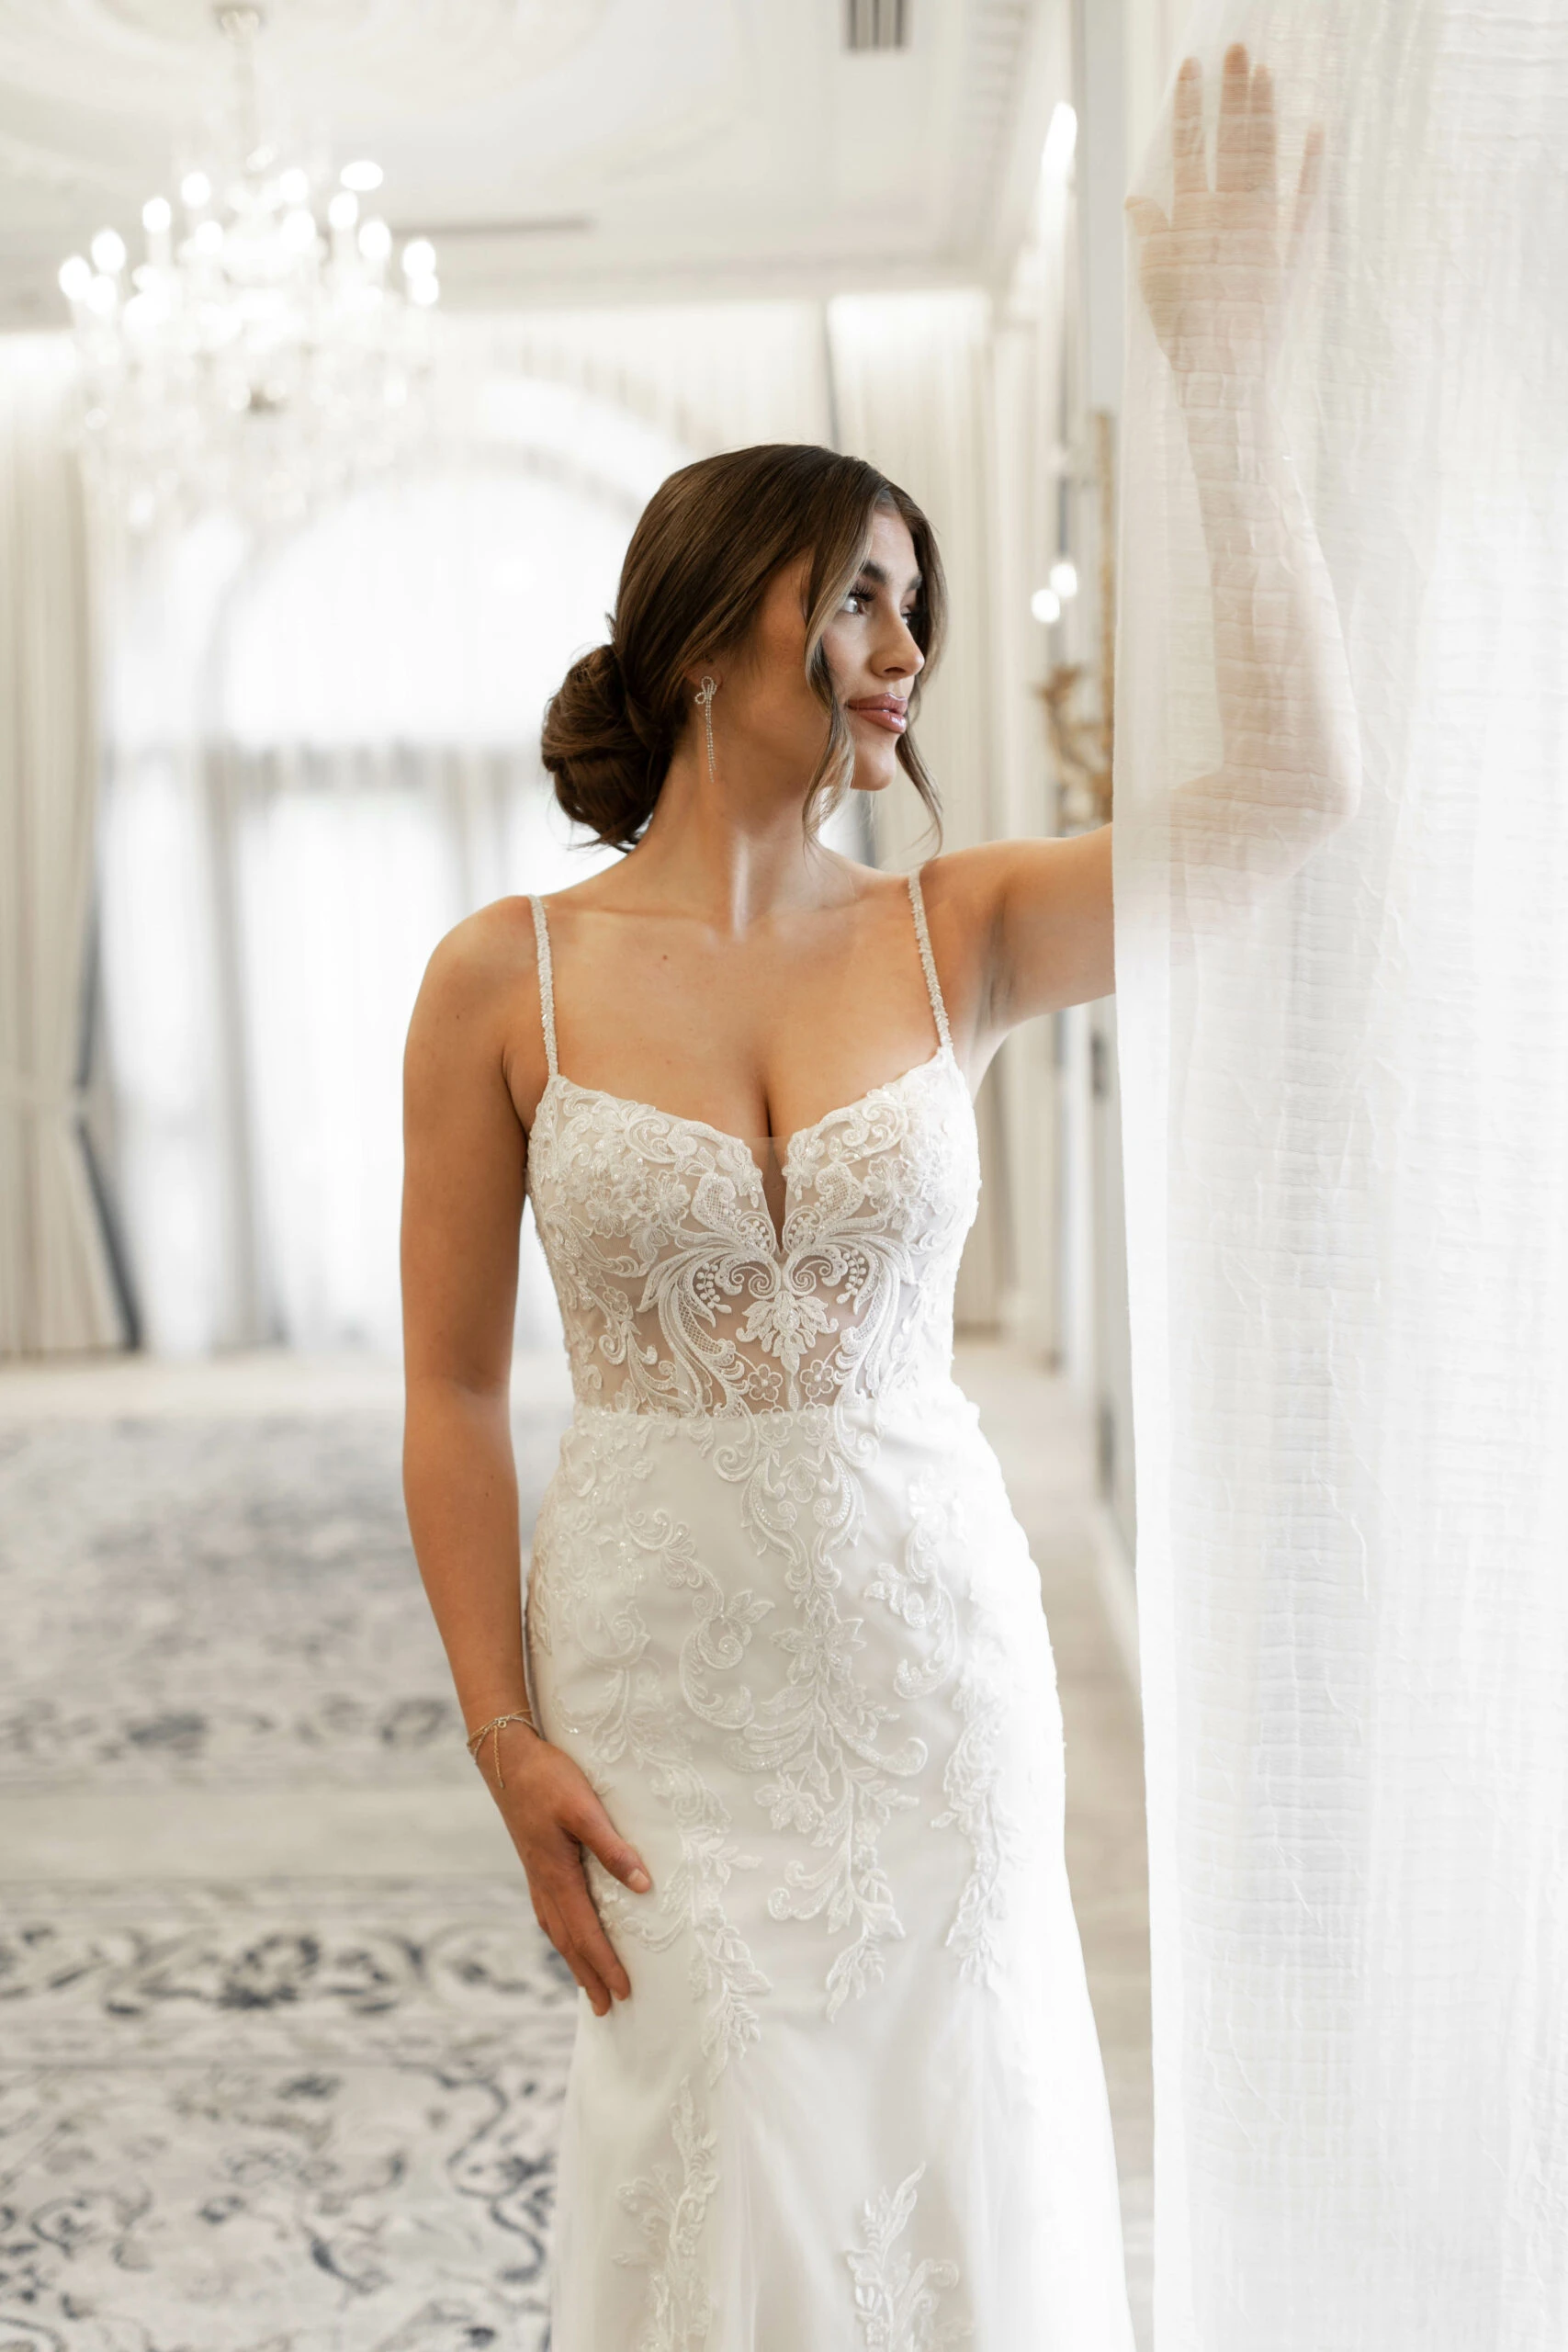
[0,0,611,117]
[0,0,1068,328]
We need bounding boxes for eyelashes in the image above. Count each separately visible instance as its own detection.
[842,585,921,624]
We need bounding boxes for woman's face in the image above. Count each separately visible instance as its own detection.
[717,504,926,797]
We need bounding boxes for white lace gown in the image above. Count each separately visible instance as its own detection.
[522,873,1135,2351]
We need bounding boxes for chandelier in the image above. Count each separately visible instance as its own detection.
[56,4,441,536]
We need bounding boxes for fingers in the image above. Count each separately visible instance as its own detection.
[1214,41,1253,195]
[570,1788,653,1895]
[1173,57,1206,200]
[557,1873,634,2009]
[525,1786,649,2017]
[540,1894,618,2017]
[1182,44,1300,221]
[504,1747,651,2018]
[1250,63,1278,200]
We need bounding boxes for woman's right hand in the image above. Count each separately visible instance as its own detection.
[1125,44,1323,396]
[474,1720,653,2017]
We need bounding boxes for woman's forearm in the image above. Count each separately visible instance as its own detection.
[402,1372,530,1732]
[1172,376,1361,869]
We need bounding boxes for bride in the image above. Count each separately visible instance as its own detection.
[400,47,1354,2348]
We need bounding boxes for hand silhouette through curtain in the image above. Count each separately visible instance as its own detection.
[1126,44,1360,911]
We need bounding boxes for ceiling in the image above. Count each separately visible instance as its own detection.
[0,0,1065,331]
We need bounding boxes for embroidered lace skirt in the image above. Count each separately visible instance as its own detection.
[525,1379,1136,2349]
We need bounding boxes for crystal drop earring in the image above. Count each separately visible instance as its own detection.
[695,674,719,784]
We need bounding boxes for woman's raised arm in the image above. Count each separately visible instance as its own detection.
[941,44,1359,1044]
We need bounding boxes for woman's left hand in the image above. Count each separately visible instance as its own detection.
[1126,41,1323,394]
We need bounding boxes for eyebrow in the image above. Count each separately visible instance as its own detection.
[854,557,923,597]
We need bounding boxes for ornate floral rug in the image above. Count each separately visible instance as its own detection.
[0,1405,576,2350]
[0,1409,567,1790]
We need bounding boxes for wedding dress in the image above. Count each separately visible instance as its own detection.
[523,869,1135,2349]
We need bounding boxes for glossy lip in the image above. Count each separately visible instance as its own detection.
[846,695,909,733]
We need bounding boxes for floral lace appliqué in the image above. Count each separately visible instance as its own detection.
[526,1048,977,1420]
[615,2075,719,2350]
[845,2164,972,2350]
[867,1470,1015,1983]
[532,1417,771,2075]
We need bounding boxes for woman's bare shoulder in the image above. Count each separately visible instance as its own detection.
[407,895,546,1068]
[420,894,539,998]
[405,894,558,1124]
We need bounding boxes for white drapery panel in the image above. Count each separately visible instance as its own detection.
[0,335,123,1356]
[451,301,836,461]
[100,453,646,1355]
[214,742,584,1352]
[1115,7,1567,2347]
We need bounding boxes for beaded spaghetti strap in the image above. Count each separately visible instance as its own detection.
[528,894,558,1080]
[907,868,953,1052]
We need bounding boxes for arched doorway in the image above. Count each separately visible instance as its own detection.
[101,394,694,1353]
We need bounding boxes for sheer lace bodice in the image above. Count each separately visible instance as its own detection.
[524,874,980,1418]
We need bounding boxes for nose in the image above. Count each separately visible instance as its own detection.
[883,613,923,679]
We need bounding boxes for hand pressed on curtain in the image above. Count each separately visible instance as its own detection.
[893,44,1356,1033]
[1124,41,1360,913]
[1126,44,1324,397]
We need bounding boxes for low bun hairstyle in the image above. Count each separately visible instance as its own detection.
[540,442,945,853]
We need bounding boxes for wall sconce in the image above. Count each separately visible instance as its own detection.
[1036,412,1115,832]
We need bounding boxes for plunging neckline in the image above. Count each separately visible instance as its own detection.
[538,1039,957,1169]
[525,874,962,1254]
[534,1042,964,1259]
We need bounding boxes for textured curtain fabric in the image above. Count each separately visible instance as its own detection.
[212,741,573,1352]
[453,300,836,459]
[98,438,669,1354]
[100,720,609,1356]
[0,335,123,1356]
[1114,6,1568,2346]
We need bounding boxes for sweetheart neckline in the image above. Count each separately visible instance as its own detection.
[536,1040,961,1167]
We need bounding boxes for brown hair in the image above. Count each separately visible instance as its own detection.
[539,442,945,852]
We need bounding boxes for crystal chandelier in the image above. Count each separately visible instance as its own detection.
[57,3,441,536]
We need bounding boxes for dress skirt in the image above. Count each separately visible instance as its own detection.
[525,1380,1136,2351]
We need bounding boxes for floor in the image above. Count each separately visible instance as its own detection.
[0,1340,1152,2350]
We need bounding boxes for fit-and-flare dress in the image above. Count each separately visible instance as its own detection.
[520,870,1135,2349]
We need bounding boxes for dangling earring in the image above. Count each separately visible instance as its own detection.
[694,674,719,785]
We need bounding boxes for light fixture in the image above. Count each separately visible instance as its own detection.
[1042,100,1077,182]
[55,2,440,535]
[1031,586,1063,626]
[1049,558,1078,601]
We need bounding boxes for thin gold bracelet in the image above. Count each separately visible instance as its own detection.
[465,1710,538,1790]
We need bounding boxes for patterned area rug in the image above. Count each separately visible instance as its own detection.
[0,1410,568,1790]
[0,1877,574,2351]
[0,1405,577,2351]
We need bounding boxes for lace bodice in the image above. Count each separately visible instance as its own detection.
[525,874,980,1418]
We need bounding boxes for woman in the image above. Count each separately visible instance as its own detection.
[401,48,1354,2346]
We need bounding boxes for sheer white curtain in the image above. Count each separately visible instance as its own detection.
[0,334,123,1356]
[1114,6,1568,2346]
[102,458,645,1353]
